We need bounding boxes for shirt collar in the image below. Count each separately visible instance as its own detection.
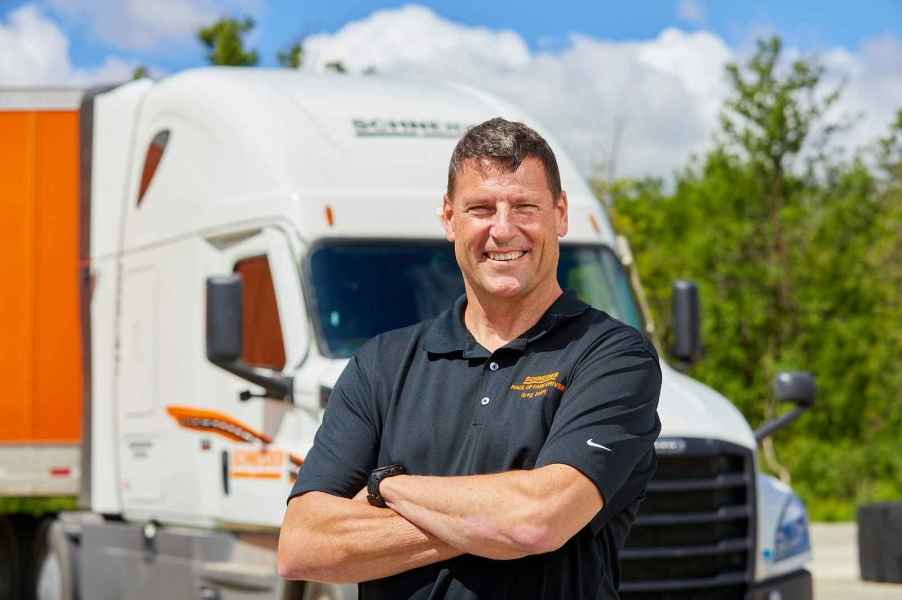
[423,289,589,356]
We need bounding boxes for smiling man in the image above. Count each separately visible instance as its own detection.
[278,118,662,599]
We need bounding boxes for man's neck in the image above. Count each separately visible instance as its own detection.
[463,283,563,353]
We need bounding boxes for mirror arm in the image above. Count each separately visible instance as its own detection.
[754,405,810,443]
[210,358,294,403]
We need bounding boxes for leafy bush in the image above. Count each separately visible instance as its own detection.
[0,496,78,516]
[602,37,902,522]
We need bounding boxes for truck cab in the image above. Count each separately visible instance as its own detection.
[3,68,812,599]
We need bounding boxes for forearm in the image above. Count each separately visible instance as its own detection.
[278,491,462,583]
[381,466,593,559]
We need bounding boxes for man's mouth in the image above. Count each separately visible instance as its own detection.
[485,251,528,262]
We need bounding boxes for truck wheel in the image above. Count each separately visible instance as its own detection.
[0,517,21,600]
[30,518,77,600]
[302,582,357,600]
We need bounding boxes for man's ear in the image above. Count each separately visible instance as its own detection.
[442,193,456,242]
[557,190,569,238]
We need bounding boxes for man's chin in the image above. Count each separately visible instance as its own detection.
[476,278,528,299]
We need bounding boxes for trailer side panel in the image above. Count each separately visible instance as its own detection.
[0,106,81,495]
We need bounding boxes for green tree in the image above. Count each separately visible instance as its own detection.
[718,37,844,424]
[604,37,902,520]
[877,109,902,178]
[278,41,303,69]
[132,65,149,80]
[197,16,259,66]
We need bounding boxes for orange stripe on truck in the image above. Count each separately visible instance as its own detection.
[231,471,282,480]
[165,405,272,444]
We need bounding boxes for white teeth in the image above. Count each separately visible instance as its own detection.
[487,251,526,261]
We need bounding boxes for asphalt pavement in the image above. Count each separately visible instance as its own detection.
[810,522,902,600]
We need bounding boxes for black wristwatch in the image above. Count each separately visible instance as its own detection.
[367,464,407,508]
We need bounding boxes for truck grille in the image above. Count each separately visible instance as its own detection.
[620,438,756,600]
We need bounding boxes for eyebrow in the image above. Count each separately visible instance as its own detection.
[460,196,495,206]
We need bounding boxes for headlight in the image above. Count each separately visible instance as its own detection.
[773,494,811,561]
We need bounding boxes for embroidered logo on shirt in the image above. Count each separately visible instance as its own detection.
[510,371,565,399]
[586,439,613,452]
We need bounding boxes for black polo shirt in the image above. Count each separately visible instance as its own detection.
[288,290,662,599]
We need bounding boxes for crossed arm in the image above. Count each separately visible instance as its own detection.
[277,464,603,583]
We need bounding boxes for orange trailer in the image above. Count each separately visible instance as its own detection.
[0,89,83,497]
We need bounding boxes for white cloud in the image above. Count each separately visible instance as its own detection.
[69,56,137,86]
[0,5,136,85]
[677,0,706,26]
[44,0,261,52]
[303,5,529,77]
[822,35,902,154]
[301,5,902,180]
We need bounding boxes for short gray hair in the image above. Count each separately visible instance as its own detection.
[446,117,562,200]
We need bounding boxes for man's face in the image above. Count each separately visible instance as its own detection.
[442,157,568,302]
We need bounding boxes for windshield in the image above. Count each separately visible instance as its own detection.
[307,242,644,358]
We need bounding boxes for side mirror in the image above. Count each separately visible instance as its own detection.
[671,280,701,364]
[755,371,816,442]
[204,274,293,403]
[774,371,816,408]
[206,275,243,363]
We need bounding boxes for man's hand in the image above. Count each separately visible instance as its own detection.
[278,491,461,584]
[380,464,603,560]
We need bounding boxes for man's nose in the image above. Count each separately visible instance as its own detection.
[489,206,516,242]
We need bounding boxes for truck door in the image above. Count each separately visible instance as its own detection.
[117,265,162,504]
[116,226,306,524]
[209,226,307,527]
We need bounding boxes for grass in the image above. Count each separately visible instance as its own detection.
[0,496,78,516]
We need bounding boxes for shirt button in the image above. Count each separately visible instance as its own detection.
[480,397,490,406]
[489,362,499,371]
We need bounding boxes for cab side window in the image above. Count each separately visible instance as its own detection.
[233,256,286,370]
[137,130,170,206]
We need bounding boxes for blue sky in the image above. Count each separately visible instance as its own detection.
[1,1,899,178]
[3,0,899,73]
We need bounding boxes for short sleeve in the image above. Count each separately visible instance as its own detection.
[535,326,661,534]
[286,355,381,502]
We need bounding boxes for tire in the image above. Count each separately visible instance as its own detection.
[29,518,77,600]
[0,517,21,600]
[282,581,304,600]
[301,582,358,600]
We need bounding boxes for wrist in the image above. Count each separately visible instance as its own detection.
[367,464,407,508]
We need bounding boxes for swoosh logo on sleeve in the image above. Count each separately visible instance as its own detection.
[587,439,612,452]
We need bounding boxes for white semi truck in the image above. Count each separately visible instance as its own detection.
[0,68,814,599]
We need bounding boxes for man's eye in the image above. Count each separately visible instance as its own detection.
[468,207,493,216]
[515,204,540,214]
